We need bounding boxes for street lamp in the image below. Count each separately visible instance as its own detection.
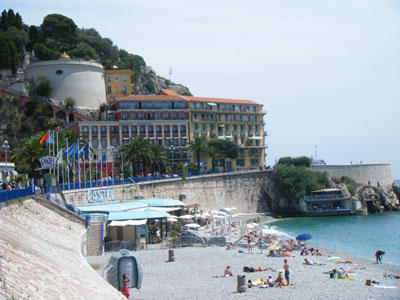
[2,140,10,183]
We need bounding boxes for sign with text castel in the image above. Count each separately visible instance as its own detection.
[87,189,115,203]
[38,156,58,169]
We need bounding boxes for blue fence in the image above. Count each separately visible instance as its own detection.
[59,167,268,191]
[0,186,36,203]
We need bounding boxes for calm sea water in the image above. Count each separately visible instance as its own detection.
[268,212,400,265]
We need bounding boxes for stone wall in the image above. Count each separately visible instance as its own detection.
[63,170,271,212]
[309,163,393,186]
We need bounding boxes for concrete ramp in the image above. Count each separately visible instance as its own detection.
[0,199,126,300]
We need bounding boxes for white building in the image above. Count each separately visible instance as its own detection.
[24,54,107,109]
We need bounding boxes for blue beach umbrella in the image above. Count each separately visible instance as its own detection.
[296,233,312,241]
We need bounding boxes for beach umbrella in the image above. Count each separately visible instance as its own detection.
[269,245,279,249]
[296,233,312,241]
[178,215,194,220]
[167,218,178,223]
[185,223,200,229]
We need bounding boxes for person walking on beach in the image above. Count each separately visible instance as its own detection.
[247,234,253,252]
[258,237,263,254]
[121,274,130,298]
[283,259,290,286]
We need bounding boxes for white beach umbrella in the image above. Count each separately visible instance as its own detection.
[167,218,178,223]
[185,223,200,229]
[179,214,194,220]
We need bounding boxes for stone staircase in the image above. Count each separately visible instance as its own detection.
[86,217,105,256]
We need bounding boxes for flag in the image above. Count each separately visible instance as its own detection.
[64,141,79,164]
[56,150,63,165]
[39,131,53,145]
[79,144,89,158]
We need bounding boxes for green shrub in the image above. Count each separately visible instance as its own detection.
[331,176,341,184]
[341,176,357,196]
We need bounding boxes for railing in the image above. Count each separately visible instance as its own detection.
[0,186,36,204]
[59,167,272,191]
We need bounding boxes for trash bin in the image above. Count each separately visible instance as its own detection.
[237,275,247,293]
[168,249,175,262]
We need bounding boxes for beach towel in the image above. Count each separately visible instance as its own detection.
[238,250,258,254]
[336,278,355,281]
[372,283,398,289]
[327,257,342,262]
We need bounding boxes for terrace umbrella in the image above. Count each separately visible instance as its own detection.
[296,233,312,241]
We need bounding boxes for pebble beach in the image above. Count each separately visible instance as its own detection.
[129,246,400,300]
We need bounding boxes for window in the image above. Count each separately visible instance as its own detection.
[232,105,236,111]
[217,114,221,121]
[225,125,229,131]
[164,126,170,134]
[101,126,107,134]
[122,85,127,94]
[129,113,135,120]
[253,105,257,112]
[246,105,250,112]
[91,126,98,135]
[107,86,112,94]
[250,159,259,165]
[179,112,184,120]
[224,114,228,121]
[122,126,128,134]
[236,159,244,166]
[122,75,127,82]
[194,124,198,130]
[234,137,238,144]
[112,138,117,147]
[114,75,119,82]
[248,115,251,122]
[241,137,244,145]
[111,126,117,134]
[138,112,144,120]
[106,75,111,82]
[148,126,154,134]
[92,139,98,149]
[201,124,206,132]
[121,112,127,120]
[240,125,244,133]
[162,112,168,119]
[256,140,260,146]
[200,103,204,110]
[239,115,243,122]
[255,125,259,132]
[180,125,186,134]
[210,124,214,131]
[214,160,223,167]
[156,126,161,134]
[192,113,197,121]
[140,126,145,134]
[192,102,196,109]
[233,115,236,122]
[248,125,252,133]
[173,126,178,134]
[155,112,160,120]
[217,104,220,111]
[131,126,137,134]
[233,125,237,132]
[101,138,107,148]
[254,116,257,123]
[82,127,88,135]
[108,113,114,120]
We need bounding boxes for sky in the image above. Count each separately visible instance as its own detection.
[4,0,400,178]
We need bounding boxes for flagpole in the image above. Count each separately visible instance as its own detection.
[66,138,70,190]
[56,132,59,182]
[89,142,92,188]
[52,130,55,176]
[78,139,81,189]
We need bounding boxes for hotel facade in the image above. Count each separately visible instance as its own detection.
[71,90,266,172]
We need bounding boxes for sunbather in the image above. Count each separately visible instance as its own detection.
[304,258,314,265]
[224,266,233,276]
[243,266,272,273]
[275,272,284,287]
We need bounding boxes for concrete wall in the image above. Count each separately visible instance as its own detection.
[25,59,106,108]
[309,163,393,186]
[63,170,271,212]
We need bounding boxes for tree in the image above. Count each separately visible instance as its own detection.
[33,76,53,97]
[148,144,169,175]
[5,26,28,49]
[70,42,96,60]
[271,164,330,207]
[207,139,239,171]
[189,136,206,171]
[11,133,48,180]
[0,10,8,31]
[41,14,77,52]
[7,40,18,75]
[119,137,152,176]
[206,144,222,171]
[64,97,76,110]
[33,43,59,61]
[0,31,10,69]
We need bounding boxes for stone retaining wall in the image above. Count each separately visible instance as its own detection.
[309,163,393,186]
[63,170,271,212]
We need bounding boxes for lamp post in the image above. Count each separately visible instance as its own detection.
[2,140,10,183]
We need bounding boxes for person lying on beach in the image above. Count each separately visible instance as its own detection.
[365,279,380,286]
[275,272,284,287]
[243,266,272,273]
[224,266,233,276]
[337,268,352,279]
[384,273,400,279]
[304,258,314,265]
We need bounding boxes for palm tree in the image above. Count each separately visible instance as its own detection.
[206,144,222,171]
[119,137,152,176]
[11,133,48,180]
[189,136,206,171]
[149,144,169,175]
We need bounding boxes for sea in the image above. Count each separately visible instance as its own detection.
[267,212,400,265]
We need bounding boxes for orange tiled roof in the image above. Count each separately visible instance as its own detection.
[184,96,258,105]
[158,89,179,96]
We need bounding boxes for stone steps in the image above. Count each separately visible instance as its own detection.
[86,222,104,256]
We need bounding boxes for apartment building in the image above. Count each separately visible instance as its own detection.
[186,96,266,170]
[104,69,134,101]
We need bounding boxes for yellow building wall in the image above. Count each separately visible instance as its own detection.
[104,70,134,101]
[188,107,266,170]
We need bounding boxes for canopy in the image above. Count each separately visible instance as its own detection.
[248,136,263,140]
[108,209,170,221]
[136,198,184,207]
[77,201,148,213]
[207,102,217,106]
[296,233,312,241]
[130,206,181,212]
[108,220,147,227]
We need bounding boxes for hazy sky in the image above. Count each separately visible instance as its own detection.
[4,0,400,178]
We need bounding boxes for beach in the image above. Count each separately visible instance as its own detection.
[127,246,400,300]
